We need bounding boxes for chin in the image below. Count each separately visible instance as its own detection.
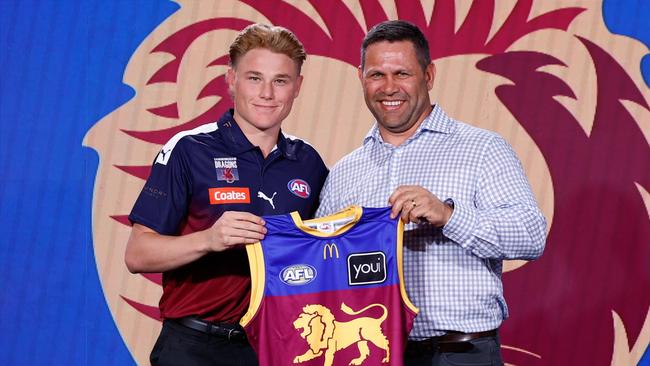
[252,119,283,131]
[378,118,407,130]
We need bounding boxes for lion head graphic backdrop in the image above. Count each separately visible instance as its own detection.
[83,1,650,365]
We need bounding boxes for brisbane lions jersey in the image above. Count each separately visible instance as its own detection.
[241,206,418,366]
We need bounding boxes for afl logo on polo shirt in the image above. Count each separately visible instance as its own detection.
[209,187,250,204]
[288,179,310,198]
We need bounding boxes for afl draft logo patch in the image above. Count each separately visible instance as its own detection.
[215,157,239,183]
[280,264,317,286]
[288,179,310,198]
[347,252,386,286]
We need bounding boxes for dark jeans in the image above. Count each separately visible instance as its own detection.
[404,335,503,366]
[150,320,258,366]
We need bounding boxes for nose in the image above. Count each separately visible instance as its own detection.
[381,76,398,95]
[260,81,274,100]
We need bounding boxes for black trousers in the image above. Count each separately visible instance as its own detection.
[404,335,503,366]
[150,320,258,366]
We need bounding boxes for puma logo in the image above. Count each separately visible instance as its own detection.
[155,148,172,165]
[257,191,277,209]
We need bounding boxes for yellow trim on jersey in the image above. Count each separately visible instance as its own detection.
[240,242,265,327]
[290,205,363,237]
[397,219,419,314]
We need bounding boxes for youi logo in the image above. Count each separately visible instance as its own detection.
[288,179,310,199]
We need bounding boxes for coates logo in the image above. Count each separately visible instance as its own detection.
[82,1,650,365]
[288,179,310,199]
[208,187,250,204]
[280,264,317,286]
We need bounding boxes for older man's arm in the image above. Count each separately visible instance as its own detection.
[442,136,547,260]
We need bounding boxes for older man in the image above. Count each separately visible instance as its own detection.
[317,20,546,365]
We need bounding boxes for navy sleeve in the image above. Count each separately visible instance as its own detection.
[128,139,191,235]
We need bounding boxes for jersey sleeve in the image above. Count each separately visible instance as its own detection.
[128,140,191,235]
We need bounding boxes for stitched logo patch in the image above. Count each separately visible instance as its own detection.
[288,179,310,198]
[215,157,239,183]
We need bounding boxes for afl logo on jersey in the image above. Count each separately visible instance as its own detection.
[288,179,311,198]
[280,264,317,286]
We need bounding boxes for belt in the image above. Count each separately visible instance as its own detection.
[406,329,498,354]
[172,317,247,342]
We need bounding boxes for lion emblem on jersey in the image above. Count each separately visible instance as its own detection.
[293,303,390,365]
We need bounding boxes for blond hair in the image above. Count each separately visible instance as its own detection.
[229,24,306,70]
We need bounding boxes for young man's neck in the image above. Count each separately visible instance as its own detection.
[237,121,280,158]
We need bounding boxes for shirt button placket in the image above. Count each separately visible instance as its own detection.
[388,146,400,194]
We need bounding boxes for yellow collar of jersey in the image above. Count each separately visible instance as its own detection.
[290,206,363,237]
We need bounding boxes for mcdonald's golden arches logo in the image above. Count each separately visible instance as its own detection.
[323,243,339,260]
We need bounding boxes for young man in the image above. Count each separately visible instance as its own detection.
[316,20,546,365]
[125,24,328,366]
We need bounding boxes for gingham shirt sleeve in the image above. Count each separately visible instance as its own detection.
[442,135,547,260]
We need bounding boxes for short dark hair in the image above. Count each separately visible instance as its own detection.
[360,20,431,71]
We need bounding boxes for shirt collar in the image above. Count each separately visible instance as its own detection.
[276,132,300,161]
[363,104,455,145]
[217,109,297,160]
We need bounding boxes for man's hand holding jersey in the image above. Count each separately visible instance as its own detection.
[125,211,266,273]
[388,185,453,227]
[208,211,267,251]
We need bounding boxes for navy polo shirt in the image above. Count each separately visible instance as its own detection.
[129,109,328,322]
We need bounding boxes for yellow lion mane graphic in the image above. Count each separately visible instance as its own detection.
[292,303,390,365]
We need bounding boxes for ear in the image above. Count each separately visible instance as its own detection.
[293,74,303,98]
[357,65,363,83]
[226,68,236,96]
[425,62,435,90]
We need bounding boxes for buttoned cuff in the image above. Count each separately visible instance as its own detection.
[441,198,476,248]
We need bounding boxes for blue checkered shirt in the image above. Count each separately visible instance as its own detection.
[316,105,546,339]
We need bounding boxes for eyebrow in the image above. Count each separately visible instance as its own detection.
[243,71,292,79]
[365,67,411,75]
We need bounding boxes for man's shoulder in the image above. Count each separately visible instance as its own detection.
[323,146,369,188]
[283,133,315,153]
[155,122,219,165]
[453,119,499,139]
[446,119,519,162]
[447,118,507,149]
[428,106,501,144]
[282,133,327,165]
[330,145,367,170]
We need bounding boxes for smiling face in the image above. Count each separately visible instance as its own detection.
[227,48,303,135]
[359,40,434,145]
